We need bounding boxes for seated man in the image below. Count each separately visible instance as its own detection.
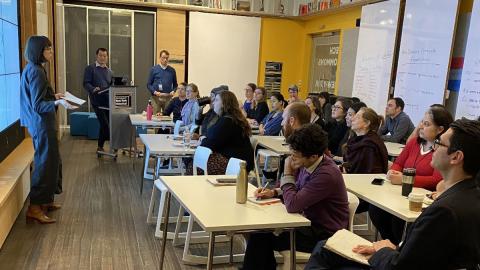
[305,118,480,270]
[241,124,349,270]
[378,97,415,144]
[261,102,311,181]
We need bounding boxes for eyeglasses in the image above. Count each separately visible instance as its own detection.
[332,105,343,111]
[433,138,449,150]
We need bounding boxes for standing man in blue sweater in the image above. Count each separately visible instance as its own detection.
[83,48,113,153]
[147,50,178,114]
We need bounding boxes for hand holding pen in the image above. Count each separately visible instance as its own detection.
[254,182,274,200]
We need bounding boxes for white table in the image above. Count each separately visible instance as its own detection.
[129,114,175,128]
[129,114,175,156]
[139,134,195,193]
[158,175,311,270]
[384,142,405,158]
[254,135,290,155]
[343,174,429,240]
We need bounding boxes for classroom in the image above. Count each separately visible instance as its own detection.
[1,0,479,269]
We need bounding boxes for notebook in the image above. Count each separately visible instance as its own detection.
[247,197,281,205]
[324,229,372,265]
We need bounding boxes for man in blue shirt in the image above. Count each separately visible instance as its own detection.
[147,50,178,114]
[378,97,415,144]
[83,48,113,153]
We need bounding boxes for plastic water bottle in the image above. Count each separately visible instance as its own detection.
[146,99,153,121]
[183,128,191,147]
[236,161,248,204]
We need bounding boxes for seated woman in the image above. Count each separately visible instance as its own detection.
[343,107,388,213]
[195,91,254,174]
[318,91,332,124]
[180,83,200,130]
[193,85,228,140]
[241,124,349,270]
[333,102,367,163]
[305,95,325,128]
[258,92,285,136]
[343,107,388,174]
[369,106,453,245]
[242,83,256,117]
[325,97,352,157]
[246,86,269,125]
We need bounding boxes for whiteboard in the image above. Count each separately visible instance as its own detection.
[188,12,260,100]
[455,0,480,120]
[351,0,400,115]
[394,0,459,124]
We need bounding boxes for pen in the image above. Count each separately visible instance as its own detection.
[257,182,269,201]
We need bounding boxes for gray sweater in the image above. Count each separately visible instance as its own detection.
[379,111,415,144]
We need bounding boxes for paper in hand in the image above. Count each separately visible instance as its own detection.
[63,91,86,106]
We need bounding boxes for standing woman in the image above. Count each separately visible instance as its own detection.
[20,36,70,224]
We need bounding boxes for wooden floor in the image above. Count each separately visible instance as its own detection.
[0,135,374,270]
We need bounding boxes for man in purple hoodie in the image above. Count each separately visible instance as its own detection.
[241,124,349,270]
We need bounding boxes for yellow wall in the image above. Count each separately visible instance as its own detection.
[259,7,361,98]
[258,18,306,98]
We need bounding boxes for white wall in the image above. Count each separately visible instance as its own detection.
[188,12,260,100]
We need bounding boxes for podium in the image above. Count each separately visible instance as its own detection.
[97,86,137,160]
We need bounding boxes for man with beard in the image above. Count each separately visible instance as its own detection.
[261,102,312,182]
[281,102,311,138]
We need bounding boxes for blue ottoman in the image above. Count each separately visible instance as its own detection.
[87,114,100,140]
[70,112,92,136]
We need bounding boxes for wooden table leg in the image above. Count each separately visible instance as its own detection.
[207,232,216,270]
[290,229,296,270]
[159,192,171,270]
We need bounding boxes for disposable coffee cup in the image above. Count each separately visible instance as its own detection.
[408,193,424,212]
[402,168,416,196]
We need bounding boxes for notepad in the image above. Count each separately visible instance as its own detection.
[324,229,372,266]
[247,197,281,205]
[63,91,86,105]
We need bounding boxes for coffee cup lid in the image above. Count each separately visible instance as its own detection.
[408,193,424,201]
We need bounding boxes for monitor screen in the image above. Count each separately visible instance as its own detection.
[0,0,21,132]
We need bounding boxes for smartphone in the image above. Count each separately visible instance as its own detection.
[216,178,237,184]
[371,178,384,185]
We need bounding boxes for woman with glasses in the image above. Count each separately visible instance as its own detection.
[258,92,285,136]
[369,106,453,245]
[242,83,256,117]
[325,97,352,156]
[20,36,72,224]
[332,102,367,163]
[180,83,200,130]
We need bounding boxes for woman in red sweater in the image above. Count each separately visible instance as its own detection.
[369,106,453,244]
